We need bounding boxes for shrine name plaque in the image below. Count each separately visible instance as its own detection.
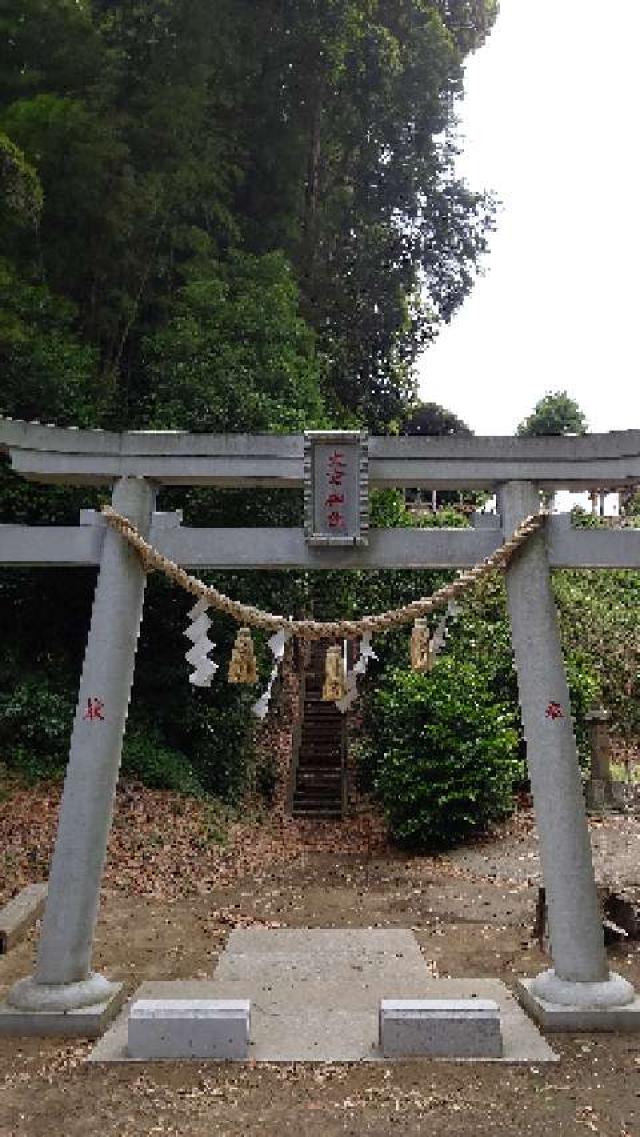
[304,430,369,547]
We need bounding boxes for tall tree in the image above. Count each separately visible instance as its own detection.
[1,0,496,432]
[235,0,496,425]
[517,391,588,437]
[401,401,471,436]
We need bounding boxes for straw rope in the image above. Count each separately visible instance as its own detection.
[101,506,547,640]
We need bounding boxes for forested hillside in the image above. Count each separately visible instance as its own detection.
[1,0,496,434]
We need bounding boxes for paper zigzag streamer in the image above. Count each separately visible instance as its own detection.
[252,628,290,719]
[430,600,459,658]
[335,632,377,713]
[184,597,219,688]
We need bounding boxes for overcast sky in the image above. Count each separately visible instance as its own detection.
[417,0,640,437]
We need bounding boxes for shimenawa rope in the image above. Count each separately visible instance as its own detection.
[101,506,547,640]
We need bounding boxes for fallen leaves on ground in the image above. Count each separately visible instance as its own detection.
[0,778,392,905]
[1,778,638,912]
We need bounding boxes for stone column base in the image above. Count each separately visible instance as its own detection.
[517,976,640,1032]
[0,976,125,1037]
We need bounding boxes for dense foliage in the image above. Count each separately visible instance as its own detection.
[369,657,520,848]
[553,568,640,743]
[358,554,621,849]
[517,391,588,437]
[441,575,601,765]
[0,0,496,430]
[0,0,496,801]
[8,5,634,849]
[401,400,471,436]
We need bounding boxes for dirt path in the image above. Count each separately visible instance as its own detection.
[0,786,638,1136]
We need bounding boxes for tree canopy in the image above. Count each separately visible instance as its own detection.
[401,400,471,436]
[0,0,496,433]
[517,391,588,437]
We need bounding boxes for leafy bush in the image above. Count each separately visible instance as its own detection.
[121,726,203,795]
[553,569,640,742]
[441,576,601,769]
[0,675,74,781]
[159,699,255,803]
[563,650,600,765]
[368,657,520,849]
[253,751,279,805]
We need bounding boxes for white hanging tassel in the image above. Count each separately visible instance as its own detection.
[429,613,448,658]
[335,633,377,713]
[252,628,290,719]
[184,598,218,688]
[352,630,377,676]
[430,601,459,662]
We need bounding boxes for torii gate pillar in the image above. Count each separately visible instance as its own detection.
[499,481,635,1026]
[5,476,155,1029]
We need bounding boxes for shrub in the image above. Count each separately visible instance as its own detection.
[563,650,600,766]
[441,576,602,769]
[121,725,204,795]
[369,657,520,849]
[553,569,640,742]
[0,676,74,781]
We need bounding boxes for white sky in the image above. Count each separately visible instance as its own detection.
[417,0,640,436]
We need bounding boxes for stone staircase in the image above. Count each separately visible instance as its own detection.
[291,642,346,819]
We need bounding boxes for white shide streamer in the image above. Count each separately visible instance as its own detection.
[430,600,459,658]
[333,601,457,714]
[335,632,377,713]
[184,597,219,688]
[252,628,290,719]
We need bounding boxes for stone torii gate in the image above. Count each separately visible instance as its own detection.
[0,418,639,1036]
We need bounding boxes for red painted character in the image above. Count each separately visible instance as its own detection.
[327,451,347,486]
[327,450,345,467]
[84,697,105,721]
[545,701,563,720]
[325,493,345,507]
[327,511,346,529]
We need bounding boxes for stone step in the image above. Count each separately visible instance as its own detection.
[292,640,348,822]
[293,797,342,810]
[293,784,343,798]
[298,734,343,746]
[301,736,343,743]
[296,767,342,778]
[300,721,342,732]
[296,775,342,788]
[291,807,343,819]
[297,756,343,768]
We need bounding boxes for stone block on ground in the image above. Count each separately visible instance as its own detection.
[0,883,48,954]
[127,998,251,1060]
[380,998,503,1058]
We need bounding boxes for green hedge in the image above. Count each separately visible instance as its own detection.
[0,675,74,782]
[368,657,520,849]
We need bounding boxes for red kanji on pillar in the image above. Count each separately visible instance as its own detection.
[545,701,563,720]
[83,697,105,721]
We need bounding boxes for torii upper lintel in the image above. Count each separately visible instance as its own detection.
[2,416,640,489]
